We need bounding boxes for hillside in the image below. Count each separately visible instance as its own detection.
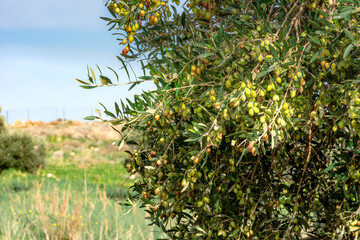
[9,119,129,165]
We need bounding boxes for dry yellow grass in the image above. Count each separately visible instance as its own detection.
[1,175,166,240]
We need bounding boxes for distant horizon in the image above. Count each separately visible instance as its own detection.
[2,105,99,124]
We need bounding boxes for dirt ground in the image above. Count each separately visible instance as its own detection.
[9,119,121,141]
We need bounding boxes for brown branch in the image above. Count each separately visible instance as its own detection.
[282,125,312,239]
[267,4,274,23]
[296,121,313,198]
[162,82,216,92]
[285,2,306,42]
[250,154,261,182]
[277,142,298,179]
[274,0,300,39]
[82,79,154,88]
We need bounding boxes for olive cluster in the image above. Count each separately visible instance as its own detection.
[107,0,177,56]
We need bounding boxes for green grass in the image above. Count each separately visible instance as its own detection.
[44,163,131,186]
[0,129,168,239]
[0,165,166,240]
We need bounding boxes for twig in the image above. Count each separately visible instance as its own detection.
[285,3,306,42]
[267,4,274,22]
[296,121,313,197]
[83,79,153,88]
[274,0,300,39]
[162,82,216,92]
[250,154,261,182]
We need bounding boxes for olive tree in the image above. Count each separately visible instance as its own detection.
[78,0,360,238]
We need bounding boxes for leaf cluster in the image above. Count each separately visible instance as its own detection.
[82,0,360,239]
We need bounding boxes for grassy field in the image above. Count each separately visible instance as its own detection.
[0,121,167,240]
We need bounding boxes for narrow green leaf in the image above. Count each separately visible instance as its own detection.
[181,11,186,28]
[344,29,355,42]
[352,78,360,84]
[117,56,130,81]
[128,0,139,6]
[80,85,97,89]
[104,110,117,119]
[90,67,97,83]
[100,75,113,84]
[334,9,354,20]
[217,84,224,101]
[95,64,103,75]
[309,50,321,64]
[107,67,119,82]
[281,60,296,67]
[343,44,354,59]
[87,65,93,83]
[268,44,279,61]
[119,13,129,27]
[76,79,89,85]
[304,43,312,54]
[197,52,214,59]
[282,41,288,60]
[115,102,121,117]
[308,34,322,46]
[138,76,153,80]
[181,180,189,193]
[100,17,112,21]
[98,102,108,112]
[171,5,177,16]
[166,52,176,59]
[126,98,136,109]
[324,163,336,172]
[140,60,146,76]
[308,20,321,29]
[184,136,201,142]
[257,66,275,79]
[240,115,255,123]
[129,81,140,91]
[236,147,247,165]
[83,116,96,120]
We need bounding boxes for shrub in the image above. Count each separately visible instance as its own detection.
[79,0,360,239]
[0,108,46,174]
[0,132,46,174]
[0,106,5,134]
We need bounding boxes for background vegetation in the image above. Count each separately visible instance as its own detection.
[0,107,46,174]
[0,120,166,239]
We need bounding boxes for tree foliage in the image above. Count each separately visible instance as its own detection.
[79,0,360,238]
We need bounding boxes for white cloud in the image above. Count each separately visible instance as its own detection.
[0,0,110,30]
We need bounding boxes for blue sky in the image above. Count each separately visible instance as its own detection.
[0,0,153,122]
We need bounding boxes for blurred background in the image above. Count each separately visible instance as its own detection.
[0,2,164,238]
[3,106,96,123]
[0,0,154,123]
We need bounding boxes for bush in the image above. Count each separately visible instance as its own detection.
[0,107,46,174]
[0,106,5,134]
[0,132,46,174]
[80,0,360,239]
